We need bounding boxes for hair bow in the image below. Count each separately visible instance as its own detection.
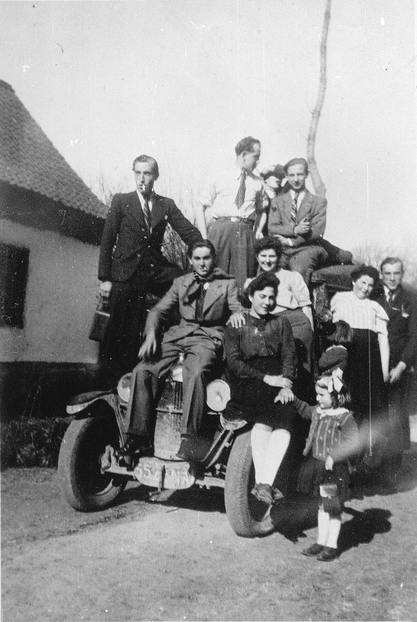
[321,367,344,393]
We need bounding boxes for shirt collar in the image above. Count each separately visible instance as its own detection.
[290,188,306,200]
[237,167,259,181]
[136,190,153,207]
[317,406,349,418]
[384,285,400,298]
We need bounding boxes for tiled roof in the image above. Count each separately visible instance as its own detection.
[0,80,106,218]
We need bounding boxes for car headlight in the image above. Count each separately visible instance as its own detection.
[117,373,132,403]
[206,379,231,412]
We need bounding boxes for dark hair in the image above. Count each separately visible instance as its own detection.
[380,256,404,272]
[329,320,353,346]
[235,136,261,157]
[316,371,351,408]
[284,157,309,174]
[247,272,280,297]
[351,265,379,286]
[187,239,216,259]
[132,155,159,179]
[253,236,283,261]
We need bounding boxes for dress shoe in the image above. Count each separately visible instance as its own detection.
[316,546,339,562]
[176,435,212,462]
[118,437,153,467]
[251,483,274,505]
[302,543,324,557]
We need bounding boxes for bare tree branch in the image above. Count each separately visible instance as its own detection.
[307,0,331,197]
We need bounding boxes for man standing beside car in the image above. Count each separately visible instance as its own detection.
[375,257,417,452]
[98,155,202,380]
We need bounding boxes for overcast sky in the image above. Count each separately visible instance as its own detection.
[1,0,416,259]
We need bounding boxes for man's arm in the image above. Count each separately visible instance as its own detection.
[226,279,245,313]
[167,200,203,247]
[226,279,246,327]
[307,195,327,242]
[398,292,417,370]
[145,278,181,329]
[268,196,295,238]
[378,332,390,383]
[280,317,297,379]
[139,279,181,359]
[98,194,122,283]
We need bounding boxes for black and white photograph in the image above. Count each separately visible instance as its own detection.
[1,1,416,620]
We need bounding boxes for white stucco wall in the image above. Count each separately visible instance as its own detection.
[0,219,101,362]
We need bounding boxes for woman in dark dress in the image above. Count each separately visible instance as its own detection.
[330,265,390,467]
[225,272,298,505]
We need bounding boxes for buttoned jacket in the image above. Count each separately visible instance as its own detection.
[268,189,327,248]
[98,191,202,282]
[145,269,243,345]
[294,398,359,463]
[374,286,417,369]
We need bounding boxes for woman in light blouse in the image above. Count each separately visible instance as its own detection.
[330,265,390,467]
[244,237,314,378]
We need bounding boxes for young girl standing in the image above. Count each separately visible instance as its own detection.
[280,369,359,561]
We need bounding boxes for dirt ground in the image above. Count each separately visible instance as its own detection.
[2,441,417,622]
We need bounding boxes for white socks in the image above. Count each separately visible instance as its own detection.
[317,506,341,548]
[251,425,291,485]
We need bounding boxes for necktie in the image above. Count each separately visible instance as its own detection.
[388,290,394,306]
[291,192,299,224]
[190,271,209,321]
[235,171,246,208]
[142,198,151,233]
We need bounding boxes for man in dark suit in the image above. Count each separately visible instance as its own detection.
[375,257,417,451]
[268,158,328,284]
[124,240,244,462]
[98,155,202,379]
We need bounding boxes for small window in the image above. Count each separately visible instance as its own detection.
[0,243,29,329]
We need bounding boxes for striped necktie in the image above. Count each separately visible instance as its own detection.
[142,198,151,233]
[291,192,299,224]
[235,171,246,208]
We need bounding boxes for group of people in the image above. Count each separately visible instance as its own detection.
[97,137,416,561]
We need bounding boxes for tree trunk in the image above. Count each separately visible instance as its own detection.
[307,0,332,197]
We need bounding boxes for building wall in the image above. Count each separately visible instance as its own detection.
[0,218,100,363]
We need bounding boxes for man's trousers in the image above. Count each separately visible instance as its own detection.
[125,331,221,441]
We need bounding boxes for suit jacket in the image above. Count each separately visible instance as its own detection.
[374,286,417,368]
[268,189,327,248]
[98,191,202,282]
[145,269,243,345]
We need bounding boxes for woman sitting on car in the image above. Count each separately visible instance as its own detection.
[224,272,298,505]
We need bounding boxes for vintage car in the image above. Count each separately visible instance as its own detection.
[58,265,358,538]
